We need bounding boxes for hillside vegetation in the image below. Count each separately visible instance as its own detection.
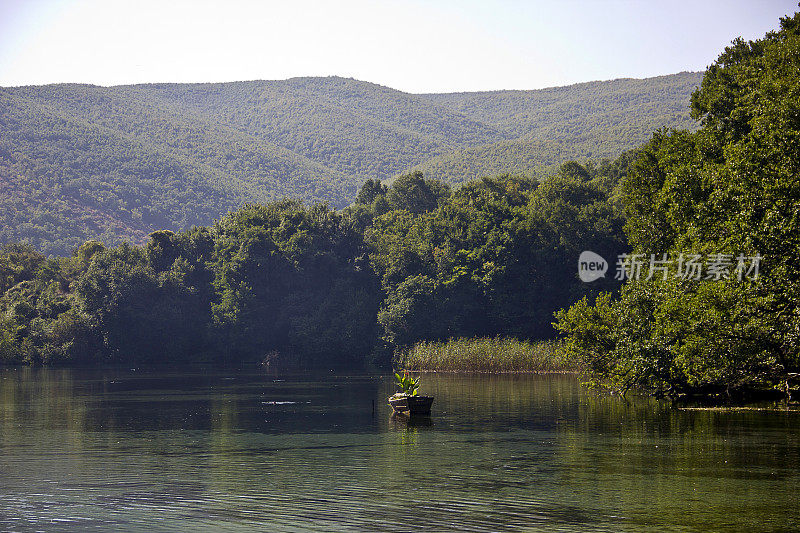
[0,72,701,254]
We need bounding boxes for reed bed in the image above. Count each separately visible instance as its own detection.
[394,337,580,373]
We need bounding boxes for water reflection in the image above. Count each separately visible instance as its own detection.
[0,368,798,531]
[388,413,433,431]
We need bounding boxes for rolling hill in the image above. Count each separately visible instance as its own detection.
[0,72,702,254]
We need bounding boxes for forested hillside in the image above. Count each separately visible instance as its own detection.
[0,72,701,255]
[412,73,703,182]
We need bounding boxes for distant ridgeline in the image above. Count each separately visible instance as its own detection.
[0,72,702,255]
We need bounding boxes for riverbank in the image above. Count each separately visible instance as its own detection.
[394,337,581,373]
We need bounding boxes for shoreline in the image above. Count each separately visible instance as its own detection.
[399,369,581,375]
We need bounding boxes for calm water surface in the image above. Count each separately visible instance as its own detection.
[0,368,798,532]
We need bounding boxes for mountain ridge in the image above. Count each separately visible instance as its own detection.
[0,72,703,254]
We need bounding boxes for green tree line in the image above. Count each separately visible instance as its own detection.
[0,160,627,367]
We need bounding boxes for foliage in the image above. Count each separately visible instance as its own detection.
[209,200,380,366]
[394,370,420,396]
[385,171,451,214]
[412,72,703,184]
[555,12,800,398]
[0,155,628,367]
[367,163,627,350]
[0,243,102,364]
[395,337,579,373]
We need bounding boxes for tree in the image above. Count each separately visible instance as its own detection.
[387,171,450,214]
[556,12,800,398]
[355,179,388,205]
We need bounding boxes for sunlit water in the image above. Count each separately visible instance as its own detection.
[0,368,798,532]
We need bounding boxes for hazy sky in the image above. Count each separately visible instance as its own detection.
[0,0,797,93]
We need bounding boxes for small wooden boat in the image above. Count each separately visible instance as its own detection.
[388,393,434,415]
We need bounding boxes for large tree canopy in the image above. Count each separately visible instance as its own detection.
[557,12,800,398]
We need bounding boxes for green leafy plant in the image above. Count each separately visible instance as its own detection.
[394,370,421,396]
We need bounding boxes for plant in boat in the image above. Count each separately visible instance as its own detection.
[394,370,420,396]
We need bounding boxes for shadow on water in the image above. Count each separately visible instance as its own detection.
[0,367,798,532]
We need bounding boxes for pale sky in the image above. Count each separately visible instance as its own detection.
[0,0,797,93]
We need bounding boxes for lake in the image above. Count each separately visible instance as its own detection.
[0,368,798,532]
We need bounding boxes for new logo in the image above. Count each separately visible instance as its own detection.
[578,251,607,282]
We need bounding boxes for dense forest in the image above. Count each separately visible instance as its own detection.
[412,73,702,182]
[557,12,800,399]
[0,73,701,255]
[0,160,627,367]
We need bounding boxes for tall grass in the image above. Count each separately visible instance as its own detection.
[394,337,580,373]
